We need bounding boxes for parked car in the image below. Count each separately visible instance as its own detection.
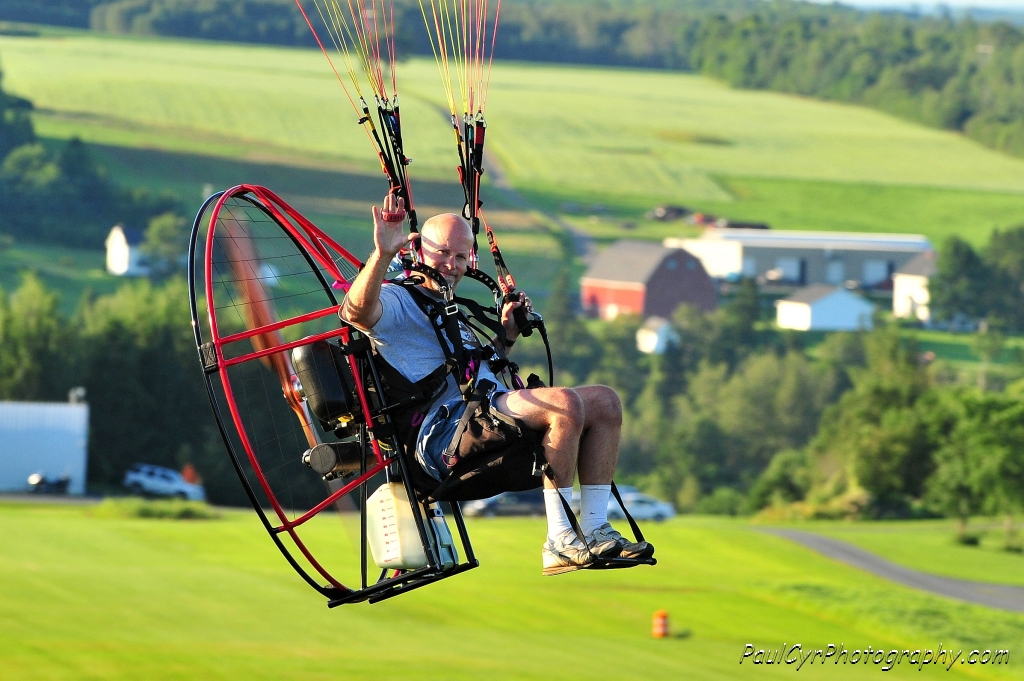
[26,473,70,495]
[609,492,675,522]
[123,463,206,501]
[463,489,546,517]
[568,485,639,514]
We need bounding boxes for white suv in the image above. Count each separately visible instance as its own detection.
[122,464,206,501]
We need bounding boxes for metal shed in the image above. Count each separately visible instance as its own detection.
[0,402,89,495]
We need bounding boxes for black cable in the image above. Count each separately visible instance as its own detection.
[536,319,554,388]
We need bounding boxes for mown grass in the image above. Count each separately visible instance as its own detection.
[3,32,1024,249]
[1,502,1023,680]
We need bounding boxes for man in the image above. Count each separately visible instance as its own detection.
[342,193,653,575]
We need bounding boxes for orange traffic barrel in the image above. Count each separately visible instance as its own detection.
[652,610,669,638]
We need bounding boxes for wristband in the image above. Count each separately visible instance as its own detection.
[504,337,516,348]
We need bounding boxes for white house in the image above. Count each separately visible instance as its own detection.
[665,229,931,288]
[892,251,937,322]
[105,224,150,276]
[776,285,875,331]
[0,401,90,495]
[636,316,680,354]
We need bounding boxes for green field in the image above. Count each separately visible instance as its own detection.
[3,32,1024,248]
[1,501,1023,680]
[0,242,122,314]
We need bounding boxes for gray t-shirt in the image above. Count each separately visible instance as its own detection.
[353,282,507,480]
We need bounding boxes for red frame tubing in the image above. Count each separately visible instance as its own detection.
[203,185,374,593]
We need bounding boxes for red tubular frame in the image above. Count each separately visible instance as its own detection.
[203,185,376,592]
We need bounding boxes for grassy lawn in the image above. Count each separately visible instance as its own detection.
[782,518,1024,588]
[0,242,122,314]
[1,502,1023,680]
[1,32,1024,251]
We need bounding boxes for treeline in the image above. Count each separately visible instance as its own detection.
[0,273,248,503]
[5,243,1024,529]
[12,1,1024,159]
[0,65,177,248]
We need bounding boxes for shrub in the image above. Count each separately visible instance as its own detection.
[91,497,221,520]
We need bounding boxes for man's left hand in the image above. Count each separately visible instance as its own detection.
[500,291,531,344]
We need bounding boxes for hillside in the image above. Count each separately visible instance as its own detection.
[2,32,1024,248]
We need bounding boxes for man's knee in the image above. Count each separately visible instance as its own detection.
[549,387,586,433]
[582,385,622,426]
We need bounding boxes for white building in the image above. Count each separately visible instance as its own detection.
[105,224,150,277]
[0,401,89,495]
[776,285,875,331]
[665,229,932,288]
[892,252,937,322]
[636,316,680,354]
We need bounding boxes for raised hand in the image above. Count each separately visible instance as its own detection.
[372,193,414,258]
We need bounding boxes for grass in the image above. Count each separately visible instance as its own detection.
[0,242,122,314]
[1,32,1024,250]
[2,501,1024,680]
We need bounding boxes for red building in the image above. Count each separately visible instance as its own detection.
[580,240,717,320]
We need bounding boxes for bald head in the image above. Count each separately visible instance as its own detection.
[419,213,474,290]
[421,213,473,248]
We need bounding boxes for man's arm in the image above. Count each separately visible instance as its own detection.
[341,194,413,330]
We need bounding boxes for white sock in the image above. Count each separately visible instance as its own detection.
[580,484,611,535]
[544,487,574,543]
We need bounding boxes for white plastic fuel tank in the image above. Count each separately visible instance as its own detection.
[366,482,428,569]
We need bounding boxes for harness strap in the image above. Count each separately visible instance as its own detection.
[441,379,495,469]
[610,481,646,544]
[400,281,468,382]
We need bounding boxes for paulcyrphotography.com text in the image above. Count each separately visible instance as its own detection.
[740,643,1009,671]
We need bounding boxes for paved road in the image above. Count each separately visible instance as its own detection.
[763,528,1024,613]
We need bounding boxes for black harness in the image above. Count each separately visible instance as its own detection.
[366,268,547,502]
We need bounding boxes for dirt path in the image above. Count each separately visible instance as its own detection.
[407,91,596,262]
[762,528,1024,613]
[482,147,596,262]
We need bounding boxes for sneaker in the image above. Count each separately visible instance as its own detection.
[542,531,596,576]
[585,523,655,560]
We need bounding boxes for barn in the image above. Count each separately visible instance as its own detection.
[580,240,717,320]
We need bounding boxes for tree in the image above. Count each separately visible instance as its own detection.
[78,277,224,497]
[747,449,810,511]
[542,268,597,384]
[930,236,990,322]
[586,314,645,405]
[0,273,68,401]
[620,345,684,475]
[142,211,189,278]
[804,327,937,515]
[972,321,1005,390]
[928,393,1024,544]
[984,225,1024,329]
[0,61,34,160]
